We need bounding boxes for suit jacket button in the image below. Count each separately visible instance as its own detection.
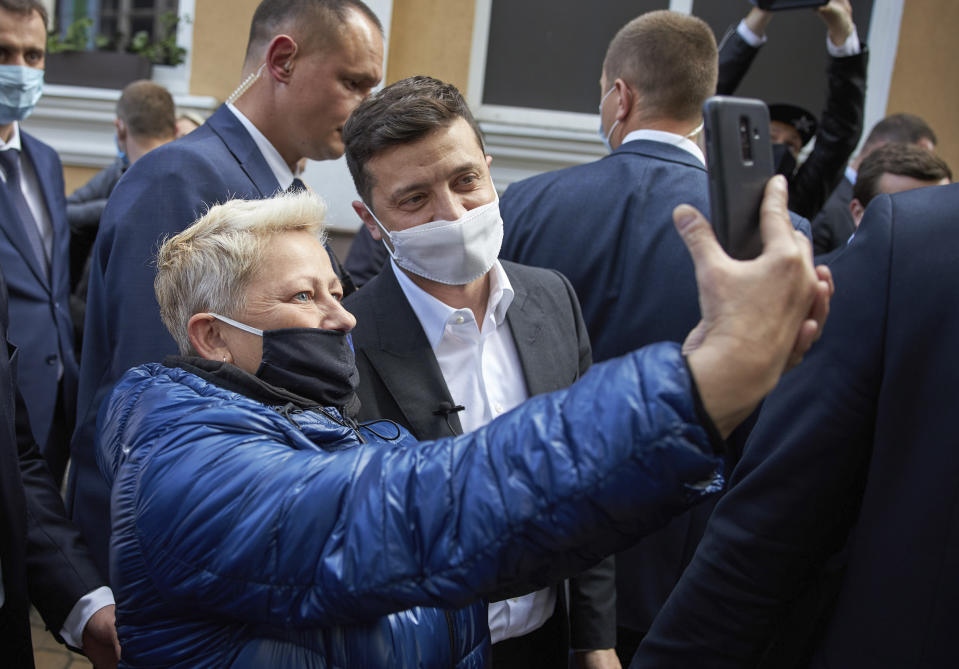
[45,354,57,365]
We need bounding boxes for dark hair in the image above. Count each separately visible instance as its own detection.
[853,142,952,208]
[862,113,937,154]
[604,10,717,122]
[245,0,381,61]
[343,76,486,206]
[0,0,48,28]
[117,80,176,140]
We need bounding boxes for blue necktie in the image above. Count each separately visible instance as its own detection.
[0,149,49,276]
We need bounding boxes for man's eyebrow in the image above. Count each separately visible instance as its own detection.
[387,162,482,201]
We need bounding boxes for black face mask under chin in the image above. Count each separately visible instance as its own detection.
[772,143,798,178]
[255,328,361,416]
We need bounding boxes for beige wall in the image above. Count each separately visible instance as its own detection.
[190,0,261,101]
[888,0,959,174]
[63,165,101,195]
[385,0,476,89]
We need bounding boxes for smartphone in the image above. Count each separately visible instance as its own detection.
[703,96,773,261]
[750,0,828,10]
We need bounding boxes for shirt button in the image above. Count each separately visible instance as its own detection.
[455,315,465,324]
[494,403,504,414]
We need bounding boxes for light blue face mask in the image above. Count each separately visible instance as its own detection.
[115,135,129,168]
[598,86,620,153]
[0,65,44,125]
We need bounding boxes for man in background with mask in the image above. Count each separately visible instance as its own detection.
[498,10,809,664]
[716,0,867,222]
[0,0,77,485]
[343,76,620,669]
[67,79,176,355]
[70,0,384,578]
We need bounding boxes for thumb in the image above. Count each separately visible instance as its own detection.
[674,204,725,269]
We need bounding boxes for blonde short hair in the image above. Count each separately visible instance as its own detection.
[155,191,328,355]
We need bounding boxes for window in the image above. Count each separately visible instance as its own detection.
[469,0,886,190]
[55,0,180,52]
[97,0,179,51]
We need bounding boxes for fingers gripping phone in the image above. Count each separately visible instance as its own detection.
[703,96,774,260]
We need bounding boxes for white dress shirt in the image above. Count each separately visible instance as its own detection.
[0,123,54,262]
[392,260,557,643]
[622,128,706,166]
[226,103,295,191]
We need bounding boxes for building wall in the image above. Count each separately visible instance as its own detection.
[887,0,959,172]
[190,0,261,101]
[64,165,101,194]
[385,0,476,89]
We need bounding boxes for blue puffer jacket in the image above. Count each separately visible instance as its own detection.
[97,343,722,668]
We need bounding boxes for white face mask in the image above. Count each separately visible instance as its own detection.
[366,198,504,285]
[598,86,620,153]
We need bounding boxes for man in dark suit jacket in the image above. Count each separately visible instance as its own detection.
[69,0,385,575]
[499,13,730,663]
[0,0,77,485]
[633,182,959,669]
[0,260,118,666]
[811,112,938,254]
[343,76,619,669]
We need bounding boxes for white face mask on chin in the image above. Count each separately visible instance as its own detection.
[366,198,504,285]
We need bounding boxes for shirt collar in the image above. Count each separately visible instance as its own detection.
[226,103,294,190]
[620,128,706,166]
[0,122,23,152]
[392,259,515,350]
[845,164,858,185]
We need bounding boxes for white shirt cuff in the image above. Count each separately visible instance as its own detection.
[737,19,767,48]
[827,28,861,57]
[59,586,115,648]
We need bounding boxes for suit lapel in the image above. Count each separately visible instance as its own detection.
[504,266,569,396]
[205,105,281,197]
[22,134,64,291]
[362,265,462,438]
[0,138,49,288]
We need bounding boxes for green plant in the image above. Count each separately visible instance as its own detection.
[129,12,189,66]
[46,17,94,53]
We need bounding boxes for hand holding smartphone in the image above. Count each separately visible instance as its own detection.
[703,96,774,261]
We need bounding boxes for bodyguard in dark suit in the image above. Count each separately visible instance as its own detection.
[633,182,959,669]
[344,76,619,668]
[500,13,722,663]
[69,0,385,575]
[0,1,77,485]
[0,262,117,666]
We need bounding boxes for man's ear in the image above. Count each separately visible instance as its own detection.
[188,313,233,363]
[115,118,127,143]
[613,78,633,122]
[486,154,493,169]
[352,199,387,244]
[265,34,298,82]
[849,198,865,228]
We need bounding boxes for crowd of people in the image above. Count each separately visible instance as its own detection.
[0,0,952,668]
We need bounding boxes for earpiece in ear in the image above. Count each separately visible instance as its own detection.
[284,61,292,72]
